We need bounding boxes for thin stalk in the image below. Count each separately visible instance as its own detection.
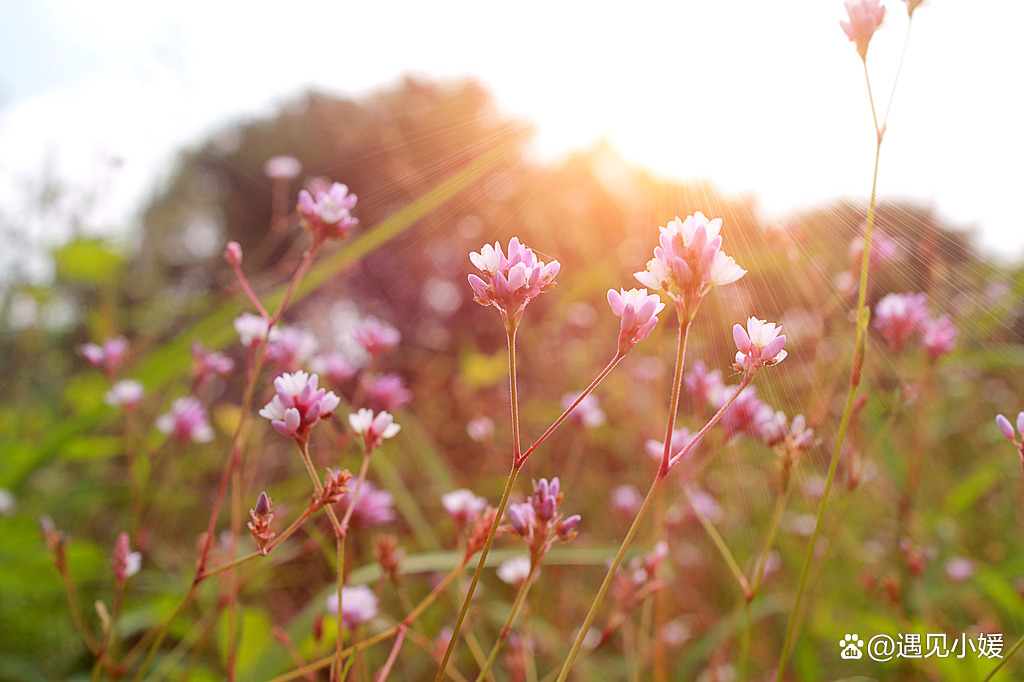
[228,260,270,318]
[881,17,915,134]
[270,247,317,326]
[60,566,99,654]
[131,583,198,682]
[683,485,749,596]
[476,562,541,681]
[374,625,408,682]
[660,320,691,475]
[983,631,1024,681]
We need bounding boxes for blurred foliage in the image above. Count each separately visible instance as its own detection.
[1,75,1023,680]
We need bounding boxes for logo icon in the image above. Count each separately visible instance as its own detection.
[840,633,865,659]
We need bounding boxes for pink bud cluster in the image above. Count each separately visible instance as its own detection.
[507,478,581,563]
[607,288,665,355]
[634,212,745,319]
[191,342,235,384]
[81,337,128,376]
[298,182,358,245]
[259,371,340,441]
[157,397,214,444]
[873,292,956,360]
[111,532,141,585]
[996,412,1024,471]
[364,373,412,413]
[733,317,788,374]
[468,237,560,331]
[841,0,886,60]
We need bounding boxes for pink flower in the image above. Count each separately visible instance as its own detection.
[996,412,1024,447]
[849,226,898,272]
[326,584,378,629]
[688,489,723,523]
[442,489,487,524]
[263,155,302,180]
[634,213,745,318]
[562,392,606,428]
[717,386,772,440]
[610,485,642,516]
[920,315,956,362]
[607,288,665,354]
[338,481,395,527]
[111,532,141,584]
[156,397,214,444]
[310,352,358,385]
[355,317,400,359]
[497,556,532,585]
[841,0,886,60]
[80,337,129,376]
[297,182,358,244]
[364,373,412,414]
[264,326,319,370]
[902,0,924,16]
[234,313,281,348]
[191,342,235,383]
[104,380,143,410]
[468,237,560,330]
[733,317,788,374]
[646,428,696,461]
[945,557,974,583]
[685,360,723,407]
[873,293,928,353]
[348,408,401,450]
[466,415,494,442]
[258,371,340,441]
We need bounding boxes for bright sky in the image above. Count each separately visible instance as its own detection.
[2,0,1023,270]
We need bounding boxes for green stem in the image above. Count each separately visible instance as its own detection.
[476,562,541,681]
[881,17,914,134]
[659,320,691,476]
[983,631,1024,681]
[684,485,749,595]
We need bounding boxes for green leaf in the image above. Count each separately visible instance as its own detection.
[53,238,125,286]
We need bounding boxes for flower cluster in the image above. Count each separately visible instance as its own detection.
[348,408,401,451]
[259,371,340,442]
[442,489,488,525]
[733,317,788,374]
[81,336,128,376]
[234,312,281,348]
[298,182,359,244]
[841,0,886,60]
[157,397,214,444]
[507,478,581,563]
[111,532,141,585]
[337,481,396,528]
[468,237,560,331]
[562,392,606,429]
[248,492,275,553]
[996,412,1024,470]
[606,288,665,355]
[355,317,401,359]
[873,292,956,360]
[326,584,378,630]
[191,342,235,385]
[105,380,144,410]
[633,212,745,319]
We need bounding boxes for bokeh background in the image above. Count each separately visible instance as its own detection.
[2,1,1024,680]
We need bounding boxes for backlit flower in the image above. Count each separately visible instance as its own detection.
[873,293,927,353]
[354,317,400,359]
[348,408,401,450]
[156,397,214,444]
[264,326,319,370]
[80,336,128,376]
[733,317,788,374]
[298,182,358,244]
[646,427,696,461]
[466,415,494,442]
[259,371,340,441]
[920,315,956,361]
[442,489,488,524]
[104,380,143,410]
[234,313,282,348]
[685,360,723,408]
[191,342,235,383]
[364,373,412,413]
[497,556,532,585]
[841,0,886,60]
[607,287,665,354]
[111,532,141,584]
[468,237,560,331]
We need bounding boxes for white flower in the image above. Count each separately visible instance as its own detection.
[442,489,487,523]
[104,380,144,408]
[234,313,282,347]
[497,555,532,585]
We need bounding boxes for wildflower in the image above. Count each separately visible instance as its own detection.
[687,489,722,523]
[717,386,772,440]
[442,489,488,524]
[248,492,275,552]
[104,380,143,410]
[224,241,243,267]
[263,155,302,180]
[354,317,400,359]
[902,0,924,16]
[259,371,340,441]
[562,392,606,428]
[557,514,581,540]
[733,317,788,374]
[685,360,723,408]
[508,502,537,535]
[646,428,696,461]
[945,557,974,583]
[310,352,358,386]
[298,182,358,244]
[849,225,898,273]
[234,312,281,348]
[364,373,412,413]
[326,585,378,630]
[841,0,886,60]
[191,342,235,383]
[156,397,214,444]
[633,212,745,320]
[610,485,642,516]
[348,408,401,451]
[607,287,665,354]
[320,469,353,507]
[996,413,1024,470]
[264,326,319,369]
[921,315,956,362]
[337,481,395,527]
[873,293,928,353]
[468,237,560,331]
[375,535,404,583]
[111,532,141,584]
[497,556,532,585]
[466,415,495,442]
[80,336,128,376]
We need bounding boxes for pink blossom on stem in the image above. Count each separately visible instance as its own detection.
[104,380,143,410]
[562,392,605,428]
[326,585,378,629]
[263,155,302,181]
[497,556,532,586]
[191,342,235,383]
[717,385,772,440]
[297,182,358,244]
[996,413,1024,446]
[607,287,665,354]
[156,397,214,444]
[610,485,643,516]
[80,336,129,376]
[733,317,788,374]
[354,317,400,359]
[646,428,696,461]
[466,415,494,442]
[633,212,745,319]
[873,293,928,353]
[468,237,560,331]
[111,532,141,585]
[348,408,401,450]
[258,371,340,441]
[309,352,358,386]
[364,373,412,414]
[442,489,488,524]
[920,315,956,362]
[224,241,243,267]
[337,480,395,527]
[685,360,723,407]
[264,326,319,370]
[841,0,886,60]
[234,312,281,348]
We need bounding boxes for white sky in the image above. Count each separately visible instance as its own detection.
[2,0,1023,265]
